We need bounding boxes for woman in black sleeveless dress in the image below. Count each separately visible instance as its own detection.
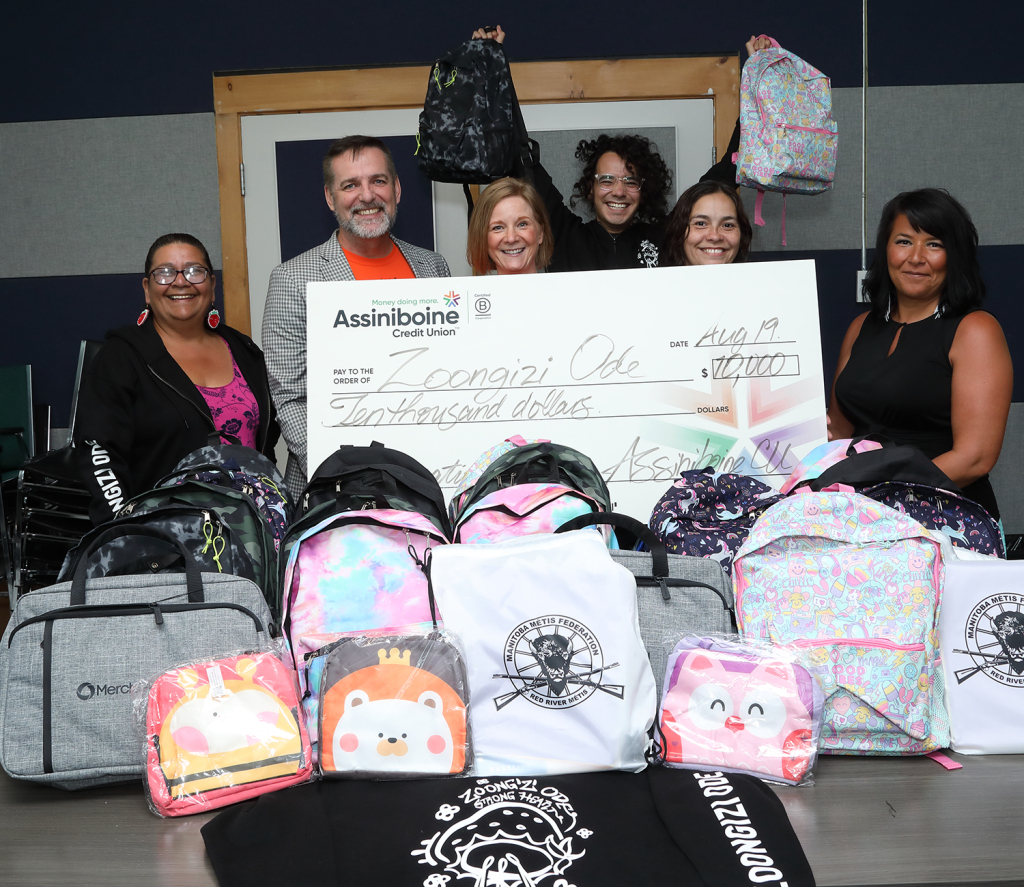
[827,189,1012,518]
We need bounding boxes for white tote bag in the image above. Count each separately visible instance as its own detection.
[430,530,657,776]
[939,559,1024,753]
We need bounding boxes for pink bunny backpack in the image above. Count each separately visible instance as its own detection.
[659,636,823,785]
[142,651,313,816]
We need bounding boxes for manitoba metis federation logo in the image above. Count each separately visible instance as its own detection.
[955,593,1024,686]
[492,615,623,711]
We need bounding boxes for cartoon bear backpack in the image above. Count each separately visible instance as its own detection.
[317,632,470,778]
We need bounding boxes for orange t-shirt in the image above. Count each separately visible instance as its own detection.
[341,244,415,281]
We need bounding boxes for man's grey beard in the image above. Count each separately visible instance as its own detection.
[336,201,398,239]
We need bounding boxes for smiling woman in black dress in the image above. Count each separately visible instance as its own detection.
[827,189,1012,517]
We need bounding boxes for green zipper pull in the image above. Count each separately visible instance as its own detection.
[201,518,214,554]
[211,534,226,573]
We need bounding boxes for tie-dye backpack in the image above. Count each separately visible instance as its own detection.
[275,444,451,623]
[732,491,950,755]
[281,509,448,675]
[736,36,838,244]
[450,440,614,545]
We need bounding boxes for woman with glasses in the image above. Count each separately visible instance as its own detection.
[74,233,279,523]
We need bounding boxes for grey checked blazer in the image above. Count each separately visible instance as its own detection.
[261,232,450,499]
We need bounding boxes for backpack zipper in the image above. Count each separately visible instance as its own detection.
[788,638,926,652]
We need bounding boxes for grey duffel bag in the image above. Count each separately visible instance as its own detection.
[0,525,272,790]
[555,513,736,697]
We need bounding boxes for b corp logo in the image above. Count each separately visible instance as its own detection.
[474,297,491,318]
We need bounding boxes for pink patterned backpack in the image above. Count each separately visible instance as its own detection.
[733,491,950,755]
[450,440,614,545]
[736,36,838,244]
[141,651,313,816]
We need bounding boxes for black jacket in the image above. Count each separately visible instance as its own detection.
[530,120,741,274]
[532,160,665,274]
[74,319,279,524]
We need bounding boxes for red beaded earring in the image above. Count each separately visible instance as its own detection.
[206,307,221,329]
[137,306,150,326]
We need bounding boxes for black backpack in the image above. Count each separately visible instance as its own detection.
[296,442,450,536]
[416,37,535,190]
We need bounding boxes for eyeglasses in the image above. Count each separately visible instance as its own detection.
[149,265,210,285]
[594,174,643,192]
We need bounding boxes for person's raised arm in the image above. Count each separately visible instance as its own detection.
[472,25,504,42]
[825,312,868,441]
[700,35,776,186]
[262,265,308,491]
[934,311,1013,488]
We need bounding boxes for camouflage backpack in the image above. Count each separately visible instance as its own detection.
[158,445,292,548]
[60,479,278,616]
[416,37,532,186]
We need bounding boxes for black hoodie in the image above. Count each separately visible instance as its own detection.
[73,318,279,524]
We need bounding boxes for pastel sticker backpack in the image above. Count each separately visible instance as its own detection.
[733,491,950,755]
[141,651,312,816]
[736,36,838,244]
[318,632,470,778]
[659,636,823,785]
[779,438,883,494]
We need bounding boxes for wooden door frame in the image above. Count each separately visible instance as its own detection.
[213,54,740,336]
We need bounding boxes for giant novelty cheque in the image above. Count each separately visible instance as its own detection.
[307,260,827,519]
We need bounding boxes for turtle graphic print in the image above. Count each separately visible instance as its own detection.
[412,777,590,887]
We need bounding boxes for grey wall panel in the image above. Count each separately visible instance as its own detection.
[990,402,1024,533]
[0,113,221,278]
[746,84,1024,253]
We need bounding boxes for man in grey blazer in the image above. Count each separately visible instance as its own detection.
[262,135,450,499]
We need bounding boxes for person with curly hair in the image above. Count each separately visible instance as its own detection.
[471,28,772,273]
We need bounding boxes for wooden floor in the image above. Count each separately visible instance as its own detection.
[2,749,1024,886]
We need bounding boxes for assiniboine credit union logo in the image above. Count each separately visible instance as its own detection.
[956,593,1024,686]
[443,292,460,308]
[493,615,623,711]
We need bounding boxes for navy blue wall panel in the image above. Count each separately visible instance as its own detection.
[0,272,224,428]
[276,135,433,265]
[8,0,1017,123]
